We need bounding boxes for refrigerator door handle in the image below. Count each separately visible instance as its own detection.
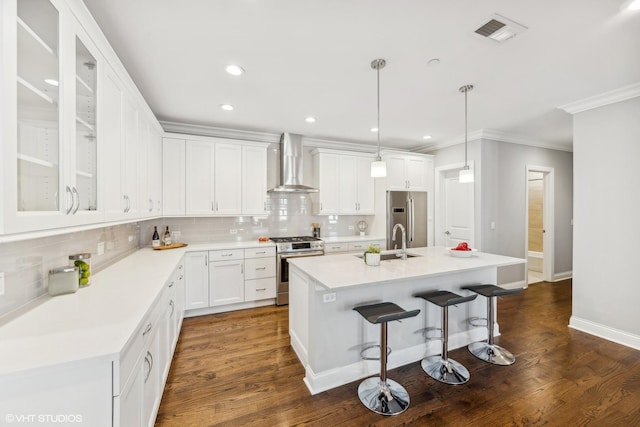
[408,197,414,244]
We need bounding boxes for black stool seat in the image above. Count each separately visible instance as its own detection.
[415,290,477,307]
[462,284,523,365]
[462,284,522,298]
[353,301,420,416]
[415,290,477,385]
[354,302,421,324]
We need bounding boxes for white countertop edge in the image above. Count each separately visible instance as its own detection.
[320,235,386,243]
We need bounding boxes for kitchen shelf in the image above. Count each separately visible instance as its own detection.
[76,74,94,96]
[18,76,54,105]
[18,152,56,169]
[17,17,54,55]
[76,170,94,179]
[75,116,95,132]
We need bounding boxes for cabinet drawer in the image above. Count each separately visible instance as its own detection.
[324,243,348,254]
[244,277,276,301]
[244,257,276,280]
[348,241,383,253]
[209,249,244,261]
[244,246,276,258]
[116,288,165,395]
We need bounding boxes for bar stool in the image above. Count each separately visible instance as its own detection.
[462,284,523,365]
[415,290,477,385]
[353,302,420,416]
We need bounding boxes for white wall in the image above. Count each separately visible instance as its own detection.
[571,96,640,346]
[431,138,573,285]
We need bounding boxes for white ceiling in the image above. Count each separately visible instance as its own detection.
[83,0,640,152]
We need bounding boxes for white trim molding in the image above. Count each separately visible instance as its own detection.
[419,129,573,153]
[558,82,640,114]
[569,316,640,351]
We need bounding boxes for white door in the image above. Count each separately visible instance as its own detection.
[439,166,474,248]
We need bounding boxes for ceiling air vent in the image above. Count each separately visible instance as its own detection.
[474,14,527,43]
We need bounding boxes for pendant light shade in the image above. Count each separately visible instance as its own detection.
[459,84,474,183]
[371,59,387,178]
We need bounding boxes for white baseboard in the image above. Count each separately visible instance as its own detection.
[501,280,527,290]
[569,316,640,351]
[302,327,487,395]
[553,270,572,281]
[184,299,275,318]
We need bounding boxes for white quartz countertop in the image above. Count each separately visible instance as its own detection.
[287,246,525,290]
[186,240,275,251]
[320,235,385,243]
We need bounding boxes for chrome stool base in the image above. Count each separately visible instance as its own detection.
[468,341,515,365]
[357,377,410,416]
[421,356,470,385]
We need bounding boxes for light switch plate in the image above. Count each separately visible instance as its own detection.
[97,242,105,256]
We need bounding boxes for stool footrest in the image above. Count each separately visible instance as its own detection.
[360,344,392,361]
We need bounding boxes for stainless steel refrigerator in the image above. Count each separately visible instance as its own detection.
[387,191,428,250]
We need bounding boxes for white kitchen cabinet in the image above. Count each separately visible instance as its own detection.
[184,251,209,310]
[324,239,384,255]
[244,247,276,301]
[185,140,242,216]
[348,240,384,253]
[162,137,185,215]
[138,118,162,216]
[209,249,245,306]
[313,149,374,215]
[1,0,105,233]
[242,145,268,215]
[384,152,431,191]
[312,151,340,214]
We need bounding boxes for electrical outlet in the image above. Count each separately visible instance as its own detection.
[322,292,336,303]
[97,242,105,256]
[490,221,496,230]
[0,272,5,296]
[230,229,237,234]
[348,225,354,230]
[128,235,134,242]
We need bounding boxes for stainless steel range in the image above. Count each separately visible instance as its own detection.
[271,236,324,305]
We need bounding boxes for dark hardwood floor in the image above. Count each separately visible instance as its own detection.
[156,280,640,426]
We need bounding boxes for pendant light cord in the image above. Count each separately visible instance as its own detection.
[376,64,381,160]
[464,87,468,167]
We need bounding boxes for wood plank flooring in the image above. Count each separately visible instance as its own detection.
[156,280,640,426]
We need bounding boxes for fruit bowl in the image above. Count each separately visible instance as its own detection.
[448,248,478,258]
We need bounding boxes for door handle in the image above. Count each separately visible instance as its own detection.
[71,187,80,214]
[65,186,73,214]
[444,230,451,235]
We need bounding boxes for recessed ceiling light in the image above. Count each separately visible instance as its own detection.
[44,78,59,86]
[305,116,316,123]
[422,135,432,140]
[627,0,640,10]
[220,104,234,111]
[370,127,379,132]
[225,65,245,76]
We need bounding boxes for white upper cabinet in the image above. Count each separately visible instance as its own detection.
[1,0,104,233]
[162,137,185,216]
[213,143,242,215]
[242,145,268,215]
[313,149,374,215]
[384,152,431,191]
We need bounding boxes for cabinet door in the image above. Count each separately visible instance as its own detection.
[385,155,408,190]
[315,153,340,214]
[118,356,143,427]
[101,66,125,219]
[142,332,161,427]
[338,156,358,214]
[406,156,427,190]
[355,156,375,214]
[209,260,244,306]
[122,97,139,216]
[213,143,242,215]
[184,251,208,310]
[242,145,267,215]
[162,138,185,215]
[185,140,214,214]
[148,125,163,215]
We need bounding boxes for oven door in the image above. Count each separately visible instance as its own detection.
[277,251,324,305]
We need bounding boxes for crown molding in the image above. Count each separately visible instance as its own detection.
[417,129,573,153]
[558,82,640,114]
[160,121,281,143]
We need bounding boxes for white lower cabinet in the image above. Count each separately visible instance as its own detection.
[184,246,276,316]
[324,239,385,255]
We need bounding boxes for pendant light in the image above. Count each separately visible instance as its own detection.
[370,59,387,178]
[459,84,474,183]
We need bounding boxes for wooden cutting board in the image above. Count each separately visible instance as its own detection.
[152,243,188,250]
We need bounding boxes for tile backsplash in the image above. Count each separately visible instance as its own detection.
[0,194,370,318]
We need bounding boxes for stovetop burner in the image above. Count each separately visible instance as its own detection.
[269,236,322,243]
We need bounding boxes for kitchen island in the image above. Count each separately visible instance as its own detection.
[287,246,525,394]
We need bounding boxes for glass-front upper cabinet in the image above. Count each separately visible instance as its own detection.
[1,0,103,234]
[74,35,98,213]
[16,0,61,213]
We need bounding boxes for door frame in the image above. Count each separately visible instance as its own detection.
[435,161,476,247]
[525,165,555,282]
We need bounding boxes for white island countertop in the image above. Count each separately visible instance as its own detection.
[287,246,525,290]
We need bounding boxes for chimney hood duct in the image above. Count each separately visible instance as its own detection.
[268,133,319,193]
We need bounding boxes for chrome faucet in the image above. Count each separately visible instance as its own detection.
[392,223,407,260]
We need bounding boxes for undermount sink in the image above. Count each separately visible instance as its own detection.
[355,252,421,261]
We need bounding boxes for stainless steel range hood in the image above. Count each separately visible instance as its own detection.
[268,133,319,193]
